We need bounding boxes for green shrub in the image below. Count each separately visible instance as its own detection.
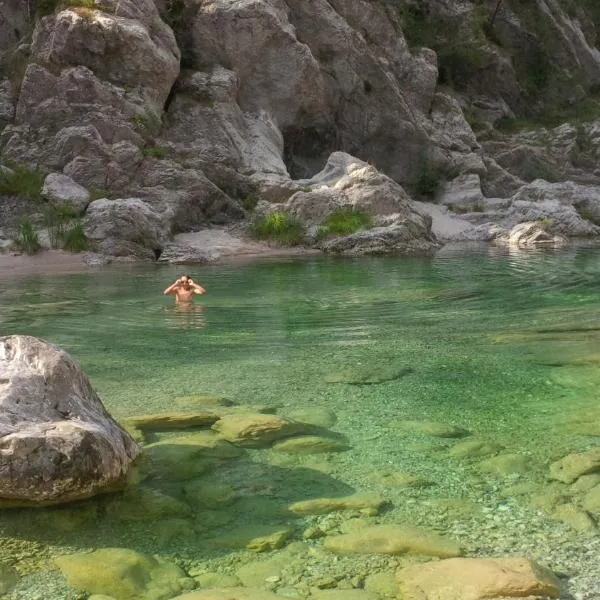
[414,161,442,200]
[61,221,93,252]
[250,212,305,246]
[142,146,169,159]
[11,219,41,254]
[317,208,373,238]
[242,193,260,212]
[437,45,484,88]
[44,205,72,248]
[0,165,45,201]
[537,217,553,228]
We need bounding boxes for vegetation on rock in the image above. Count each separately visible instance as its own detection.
[250,212,305,246]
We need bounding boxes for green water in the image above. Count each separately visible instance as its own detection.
[1,243,600,598]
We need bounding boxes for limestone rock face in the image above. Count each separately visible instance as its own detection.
[190,0,327,129]
[0,335,141,506]
[1,0,179,191]
[396,557,560,600]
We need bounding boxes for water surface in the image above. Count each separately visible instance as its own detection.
[1,244,600,598]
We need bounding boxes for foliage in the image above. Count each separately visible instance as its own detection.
[537,217,553,228]
[142,146,169,159]
[242,193,260,212]
[61,221,93,252]
[44,206,92,252]
[414,160,442,200]
[44,205,74,248]
[11,219,41,254]
[0,165,45,201]
[316,208,373,240]
[437,45,485,89]
[250,212,305,246]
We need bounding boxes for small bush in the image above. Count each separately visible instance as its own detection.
[11,219,41,254]
[437,45,484,88]
[242,194,260,212]
[415,161,442,200]
[251,212,305,246]
[0,165,45,201]
[142,146,169,159]
[538,217,553,228]
[318,208,373,238]
[61,221,93,252]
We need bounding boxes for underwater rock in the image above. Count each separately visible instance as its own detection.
[549,448,600,484]
[183,478,237,509]
[582,484,600,519]
[235,543,309,587]
[170,589,290,599]
[111,486,192,521]
[121,412,220,431]
[271,435,350,454]
[366,470,434,488]
[396,557,560,600]
[211,413,305,447]
[553,503,598,536]
[311,590,380,599]
[282,407,338,428]
[55,547,194,600]
[364,571,400,598]
[477,453,530,476]
[288,492,388,515]
[393,420,469,438]
[192,573,241,588]
[324,524,462,558]
[209,524,293,552]
[324,364,413,385]
[0,335,141,506]
[143,432,243,481]
[449,439,504,459]
[0,562,18,594]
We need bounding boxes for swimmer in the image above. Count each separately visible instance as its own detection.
[163,274,206,303]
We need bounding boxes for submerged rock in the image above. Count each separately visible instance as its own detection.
[393,420,469,438]
[122,411,220,431]
[324,524,462,558]
[271,435,350,454]
[170,589,290,599]
[288,492,388,516]
[211,413,305,447]
[396,557,560,600]
[55,547,194,600]
[0,335,141,506]
[549,448,600,484]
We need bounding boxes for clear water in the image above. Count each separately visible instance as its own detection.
[1,243,600,598]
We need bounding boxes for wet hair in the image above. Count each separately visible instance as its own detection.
[182,274,191,280]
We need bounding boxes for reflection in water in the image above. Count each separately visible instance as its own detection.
[166,303,206,330]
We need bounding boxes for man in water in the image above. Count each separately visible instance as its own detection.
[163,275,206,303]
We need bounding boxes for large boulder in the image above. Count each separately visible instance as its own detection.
[0,336,141,506]
[495,222,568,248]
[284,153,413,225]
[319,213,439,256]
[83,198,168,258]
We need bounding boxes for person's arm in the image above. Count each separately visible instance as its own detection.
[190,280,206,295]
[163,279,181,295]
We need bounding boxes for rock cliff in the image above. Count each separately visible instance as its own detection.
[1,0,600,258]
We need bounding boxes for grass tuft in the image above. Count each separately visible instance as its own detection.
[250,212,305,246]
[11,219,41,254]
[0,165,45,201]
[316,208,372,240]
